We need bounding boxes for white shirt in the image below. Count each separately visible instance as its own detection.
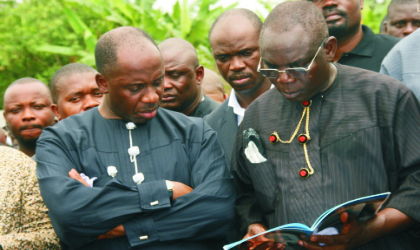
[228,85,274,126]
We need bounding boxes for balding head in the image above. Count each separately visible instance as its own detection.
[201,68,226,104]
[261,1,328,50]
[158,38,204,115]
[95,27,165,124]
[260,1,336,103]
[209,8,263,42]
[95,26,159,77]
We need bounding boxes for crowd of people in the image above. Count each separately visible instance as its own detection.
[1,0,419,249]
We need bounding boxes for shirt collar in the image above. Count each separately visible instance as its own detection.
[347,25,375,57]
[228,85,275,126]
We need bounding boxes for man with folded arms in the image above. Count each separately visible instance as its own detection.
[36,26,235,250]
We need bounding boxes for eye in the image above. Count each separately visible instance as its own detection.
[127,84,143,93]
[10,108,21,114]
[413,20,420,27]
[33,105,46,110]
[153,79,163,87]
[69,97,80,102]
[169,72,181,80]
[94,92,103,97]
[395,21,405,28]
[240,50,253,57]
[216,55,229,62]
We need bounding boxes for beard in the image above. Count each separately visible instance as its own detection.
[16,136,38,150]
[327,20,348,40]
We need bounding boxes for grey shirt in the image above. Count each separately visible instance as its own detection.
[189,95,220,118]
[232,64,420,249]
[380,29,420,101]
[36,107,235,250]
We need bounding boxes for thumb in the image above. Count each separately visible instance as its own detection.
[340,211,349,224]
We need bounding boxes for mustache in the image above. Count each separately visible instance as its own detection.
[323,7,347,18]
[228,72,253,82]
[20,124,43,131]
[139,105,158,112]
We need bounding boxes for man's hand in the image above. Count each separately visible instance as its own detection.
[68,169,89,187]
[97,225,126,240]
[239,223,285,250]
[298,208,415,250]
[171,181,193,200]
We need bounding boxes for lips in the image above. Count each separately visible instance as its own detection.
[162,94,176,102]
[281,90,301,100]
[323,9,345,22]
[134,108,158,119]
[229,73,252,85]
[325,13,342,22]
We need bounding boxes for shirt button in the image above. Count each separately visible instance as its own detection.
[140,235,148,240]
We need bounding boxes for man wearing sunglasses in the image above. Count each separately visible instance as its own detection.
[232,2,420,250]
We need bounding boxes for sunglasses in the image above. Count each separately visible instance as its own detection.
[258,38,327,79]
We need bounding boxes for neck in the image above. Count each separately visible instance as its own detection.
[183,91,203,116]
[18,143,36,157]
[235,78,271,109]
[333,25,364,62]
[98,96,122,120]
[322,63,338,93]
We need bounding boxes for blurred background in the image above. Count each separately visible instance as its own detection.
[0,0,390,113]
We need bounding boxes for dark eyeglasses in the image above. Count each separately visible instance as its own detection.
[258,38,327,79]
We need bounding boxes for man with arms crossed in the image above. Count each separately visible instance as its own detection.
[36,27,235,250]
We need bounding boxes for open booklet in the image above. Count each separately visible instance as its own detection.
[224,192,391,250]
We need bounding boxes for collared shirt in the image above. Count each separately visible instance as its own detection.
[380,29,420,101]
[338,25,400,72]
[228,85,275,126]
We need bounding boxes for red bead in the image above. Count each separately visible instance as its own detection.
[300,169,308,177]
[298,135,307,143]
[302,101,309,106]
[269,135,276,143]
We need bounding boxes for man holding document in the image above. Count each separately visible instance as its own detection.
[231,2,420,249]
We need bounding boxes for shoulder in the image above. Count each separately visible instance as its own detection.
[204,99,230,125]
[337,64,412,100]
[247,88,281,114]
[373,34,400,50]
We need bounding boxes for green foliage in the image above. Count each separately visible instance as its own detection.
[0,0,390,110]
[362,0,391,34]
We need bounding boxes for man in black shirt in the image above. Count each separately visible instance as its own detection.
[308,0,400,72]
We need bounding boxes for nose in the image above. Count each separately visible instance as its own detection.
[403,23,416,37]
[277,71,296,84]
[83,95,101,111]
[163,76,173,90]
[321,0,338,8]
[229,56,246,71]
[141,86,159,104]
[22,107,36,122]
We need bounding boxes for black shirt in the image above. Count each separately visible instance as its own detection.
[338,25,400,72]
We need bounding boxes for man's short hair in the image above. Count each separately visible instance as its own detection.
[50,63,97,103]
[209,8,263,41]
[3,78,50,107]
[388,0,418,13]
[95,26,158,77]
[261,1,328,47]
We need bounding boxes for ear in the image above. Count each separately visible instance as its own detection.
[324,36,337,62]
[360,0,363,9]
[384,21,388,33]
[50,104,61,121]
[223,93,228,101]
[96,73,109,94]
[195,65,205,85]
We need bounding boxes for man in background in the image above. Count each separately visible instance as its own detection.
[50,63,103,120]
[205,8,272,167]
[201,68,227,104]
[384,0,420,38]
[3,78,55,157]
[308,0,400,72]
[158,38,219,118]
[381,29,420,100]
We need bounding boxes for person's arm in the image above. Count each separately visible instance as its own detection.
[0,153,60,250]
[299,208,415,249]
[122,124,236,247]
[301,87,420,249]
[36,133,172,248]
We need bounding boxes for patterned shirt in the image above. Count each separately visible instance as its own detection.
[0,146,60,249]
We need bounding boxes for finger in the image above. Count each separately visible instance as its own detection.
[238,241,254,250]
[310,235,337,245]
[253,241,275,250]
[68,169,89,187]
[298,240,324,250]
[340,211,349,224]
